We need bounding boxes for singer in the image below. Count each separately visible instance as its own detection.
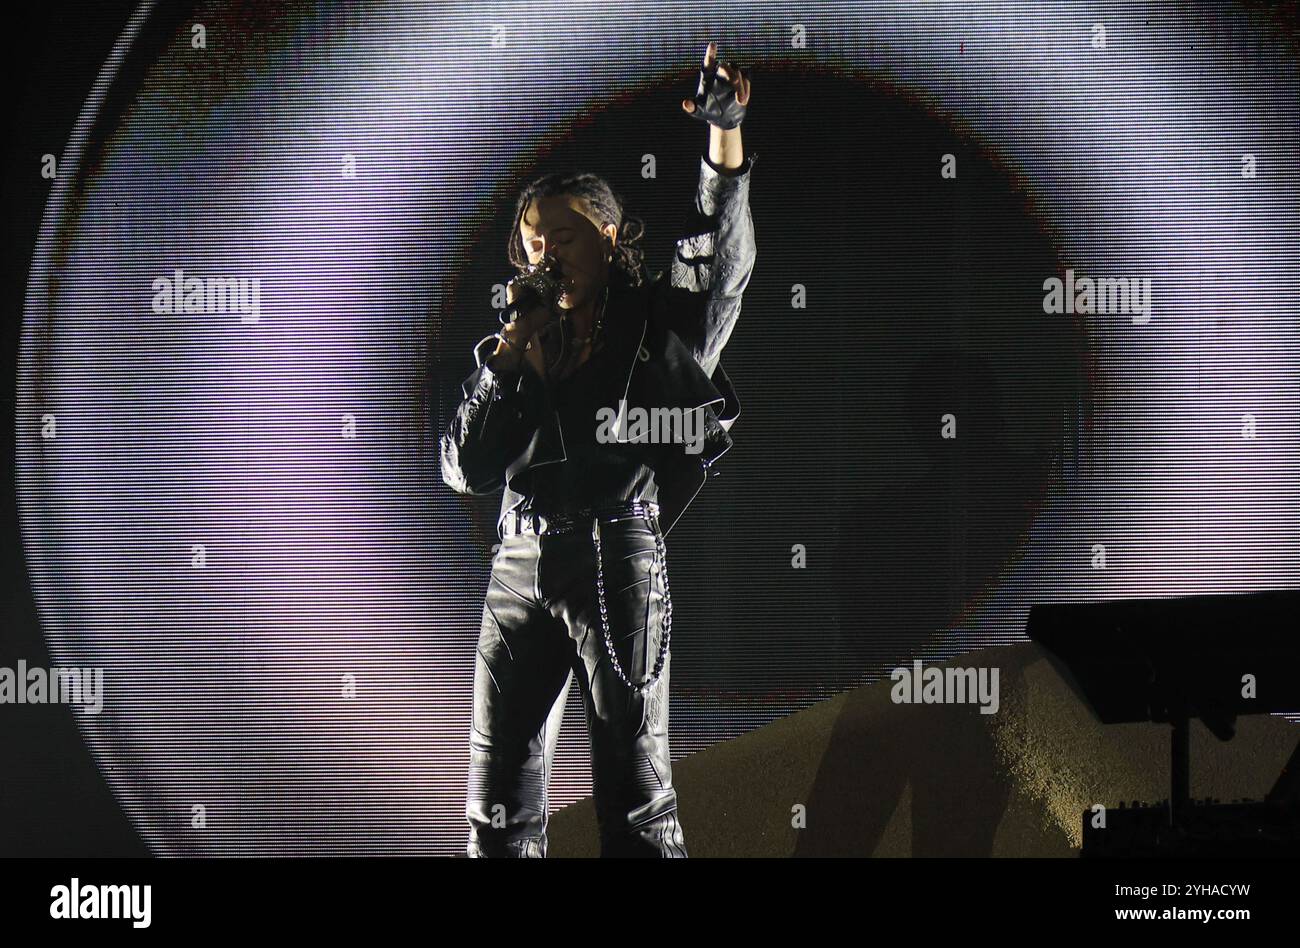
[440,42,756,857]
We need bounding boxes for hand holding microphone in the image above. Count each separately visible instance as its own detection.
[492,253,564,376]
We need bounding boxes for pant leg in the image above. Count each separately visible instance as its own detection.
[467,532,574,858]
[545,518,688,858]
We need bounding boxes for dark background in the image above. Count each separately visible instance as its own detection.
[4,1,150,856]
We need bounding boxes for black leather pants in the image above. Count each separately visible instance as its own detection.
[466,512,687,857]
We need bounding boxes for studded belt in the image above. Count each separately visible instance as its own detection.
[500,500,661,538]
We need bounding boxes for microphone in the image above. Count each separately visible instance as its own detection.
[498,254,564,327]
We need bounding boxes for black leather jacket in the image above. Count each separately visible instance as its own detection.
[441,151,757,539]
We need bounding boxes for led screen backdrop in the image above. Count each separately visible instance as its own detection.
[13,0,1300,855]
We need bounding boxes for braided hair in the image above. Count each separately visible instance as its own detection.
[507,171,648,289]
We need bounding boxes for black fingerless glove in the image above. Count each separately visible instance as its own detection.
[686,60,747,130]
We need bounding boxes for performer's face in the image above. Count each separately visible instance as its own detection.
[520,195,617,311]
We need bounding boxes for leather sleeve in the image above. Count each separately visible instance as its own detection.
[664,151,757,378]
[439,334,545,495]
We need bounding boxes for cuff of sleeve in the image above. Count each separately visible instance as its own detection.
[699,151,756,215]
[463,333,527,400]
[472,333,502,370]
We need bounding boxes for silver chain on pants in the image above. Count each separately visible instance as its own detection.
[590,512,672,694]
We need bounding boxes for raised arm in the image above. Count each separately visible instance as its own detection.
[666,152,756,377]
[671,42,756,378]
